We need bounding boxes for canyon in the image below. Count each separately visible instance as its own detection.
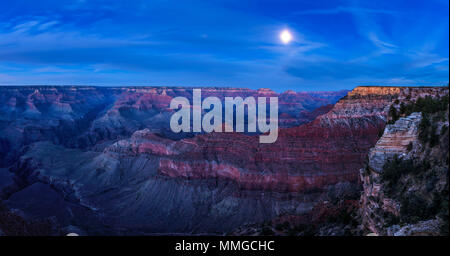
[0,85,447,235]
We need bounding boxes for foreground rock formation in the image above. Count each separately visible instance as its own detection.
[360,90,449,236]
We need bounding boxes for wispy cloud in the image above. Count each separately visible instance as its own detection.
[37,21,59,31]
[294,6,397,16]
[368,32,397,54]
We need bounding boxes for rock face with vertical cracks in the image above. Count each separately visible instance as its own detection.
[359,87,449,236]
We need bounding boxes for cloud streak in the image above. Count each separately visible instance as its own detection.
[294,6,397,16]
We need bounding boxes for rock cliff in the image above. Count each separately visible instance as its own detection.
[360,90,449,236]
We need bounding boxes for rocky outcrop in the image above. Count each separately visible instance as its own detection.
[359,90,449,236]
[360,114,422,234]
[368,112,422,173]
[389,219,441,236]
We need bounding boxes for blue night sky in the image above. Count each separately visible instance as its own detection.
[0,0,448,91]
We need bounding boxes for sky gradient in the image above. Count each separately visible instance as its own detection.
[0,0,448,91]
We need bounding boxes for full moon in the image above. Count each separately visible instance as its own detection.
[280,30,293,44]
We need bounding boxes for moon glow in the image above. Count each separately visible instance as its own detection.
[280,30,293,44]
